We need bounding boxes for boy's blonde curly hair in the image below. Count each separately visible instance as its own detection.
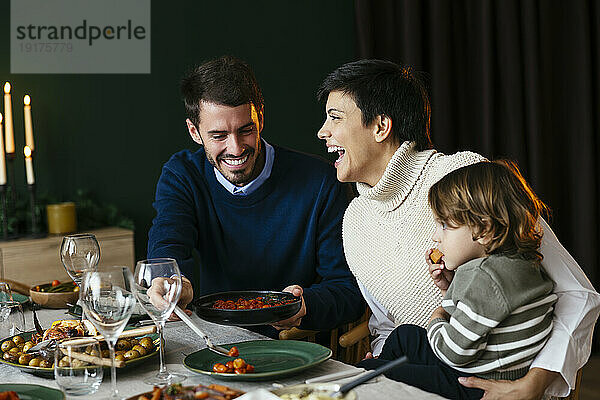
[428,160,548,262]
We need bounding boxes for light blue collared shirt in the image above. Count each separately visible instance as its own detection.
[214,139,274,196]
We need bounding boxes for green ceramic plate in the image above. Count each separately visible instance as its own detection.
[183,339,332,381]
[12,293,29,304]
[0,330,159,378]
[0,383,65,399]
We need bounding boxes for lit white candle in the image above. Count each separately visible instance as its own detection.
[24,95,34,151]
[3,83,15,154]
[0,114,6,185]
[24,145,34,185]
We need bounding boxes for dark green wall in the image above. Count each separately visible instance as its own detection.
[0,1,356,260]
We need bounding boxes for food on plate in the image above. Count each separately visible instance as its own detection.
[213,296,297,310]
[278,389,351,400]
[429,248,444,264]
[41,319,97,342]
[227,346,239,357]
[32,281,78,293]
[212,357,254,374]
[135,383,244,400]
[0,319,156,368]
[0,391,20,400]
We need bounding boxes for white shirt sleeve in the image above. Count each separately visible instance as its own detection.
[533,218,600,397]
[357,281,396,356]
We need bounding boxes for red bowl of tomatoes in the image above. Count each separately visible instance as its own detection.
[193,291,302,326]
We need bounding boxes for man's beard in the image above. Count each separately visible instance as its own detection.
[207,148,257,186]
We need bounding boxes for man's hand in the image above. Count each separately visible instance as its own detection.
[428,306,449,324]
[163,276,194,320]
[458,368,560,400]
[271,285,307,330]
[426,249,454,296]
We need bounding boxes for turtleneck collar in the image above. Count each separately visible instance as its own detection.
[355,141,436,211]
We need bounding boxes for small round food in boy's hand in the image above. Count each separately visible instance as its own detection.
[430,248,444,264]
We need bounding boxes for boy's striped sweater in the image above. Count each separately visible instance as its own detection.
[427,253,557,380]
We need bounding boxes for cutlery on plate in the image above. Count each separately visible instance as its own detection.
[173,305,231,356]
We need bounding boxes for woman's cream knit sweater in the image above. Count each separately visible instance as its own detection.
[342,141,485,328]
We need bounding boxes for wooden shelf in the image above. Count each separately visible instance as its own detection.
[0,227,135,286]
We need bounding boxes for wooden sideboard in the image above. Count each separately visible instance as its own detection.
[0,227,135,286]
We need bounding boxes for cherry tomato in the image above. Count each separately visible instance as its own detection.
[212,363,227,373]
[51,280,61,286]
[227,346,239,357]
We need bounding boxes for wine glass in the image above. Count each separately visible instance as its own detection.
[81,266,136,399]
[54,338,103,396]
[0,300,25,338]
[60,233,101,287]
[0,282,13,303]
[133,258,186,385]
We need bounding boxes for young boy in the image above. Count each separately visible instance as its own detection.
[358,160,557,400]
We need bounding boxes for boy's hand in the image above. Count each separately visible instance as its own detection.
[426,249,454,296]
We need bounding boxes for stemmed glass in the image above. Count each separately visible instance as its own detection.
[133,258,186,385]
[60,233,101,287]
[81,266,136,399]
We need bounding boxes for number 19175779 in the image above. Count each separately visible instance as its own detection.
[19,42,73,52]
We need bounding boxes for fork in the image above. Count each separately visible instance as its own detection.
[173,306,230,356]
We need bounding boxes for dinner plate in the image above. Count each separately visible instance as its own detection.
[12,293,29,305]
[0,383,65,399]
[67,303,147,324]
[0,329,160,378]
[193,290,302,326]
[271,383,357,400]
[183,339,332,381]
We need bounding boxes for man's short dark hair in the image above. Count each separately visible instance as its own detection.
[181,56,264,127]
[317,59,432,151]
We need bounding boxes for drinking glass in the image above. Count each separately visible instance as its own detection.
[60,233,101,287]
[0,282,13,303]
[133,258,186,385]
[0,300,25,338]
[81,266,136,399]
[55,338,103,396]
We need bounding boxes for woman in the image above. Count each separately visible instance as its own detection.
[316,59,600,399]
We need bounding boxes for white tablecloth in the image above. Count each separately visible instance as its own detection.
[0,308,445,399]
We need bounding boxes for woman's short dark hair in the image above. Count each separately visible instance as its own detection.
[317,59,432,151]
[181,56,264,127]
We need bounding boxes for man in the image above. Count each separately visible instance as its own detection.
[316,59,600,399]
[147,56,364,334]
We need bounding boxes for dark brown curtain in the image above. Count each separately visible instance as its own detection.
[355,0,599,347]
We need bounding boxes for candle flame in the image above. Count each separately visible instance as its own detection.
[24,146,32,158]
[3,82,10,94]
[24,95,31,106]
[0,113,3,124]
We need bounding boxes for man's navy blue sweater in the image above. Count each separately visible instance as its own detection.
[147,145,364,330]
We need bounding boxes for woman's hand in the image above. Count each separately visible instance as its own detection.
[458,368,559,400]
[426,249,454,296]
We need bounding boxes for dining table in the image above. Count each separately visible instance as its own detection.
[0,307,446,399]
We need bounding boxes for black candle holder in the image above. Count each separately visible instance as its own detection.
[0,184,7,240]
[6,152,16,207]
[27,183,44,238]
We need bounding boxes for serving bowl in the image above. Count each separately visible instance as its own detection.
[271,383,357,399]
[29,282,79,308]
